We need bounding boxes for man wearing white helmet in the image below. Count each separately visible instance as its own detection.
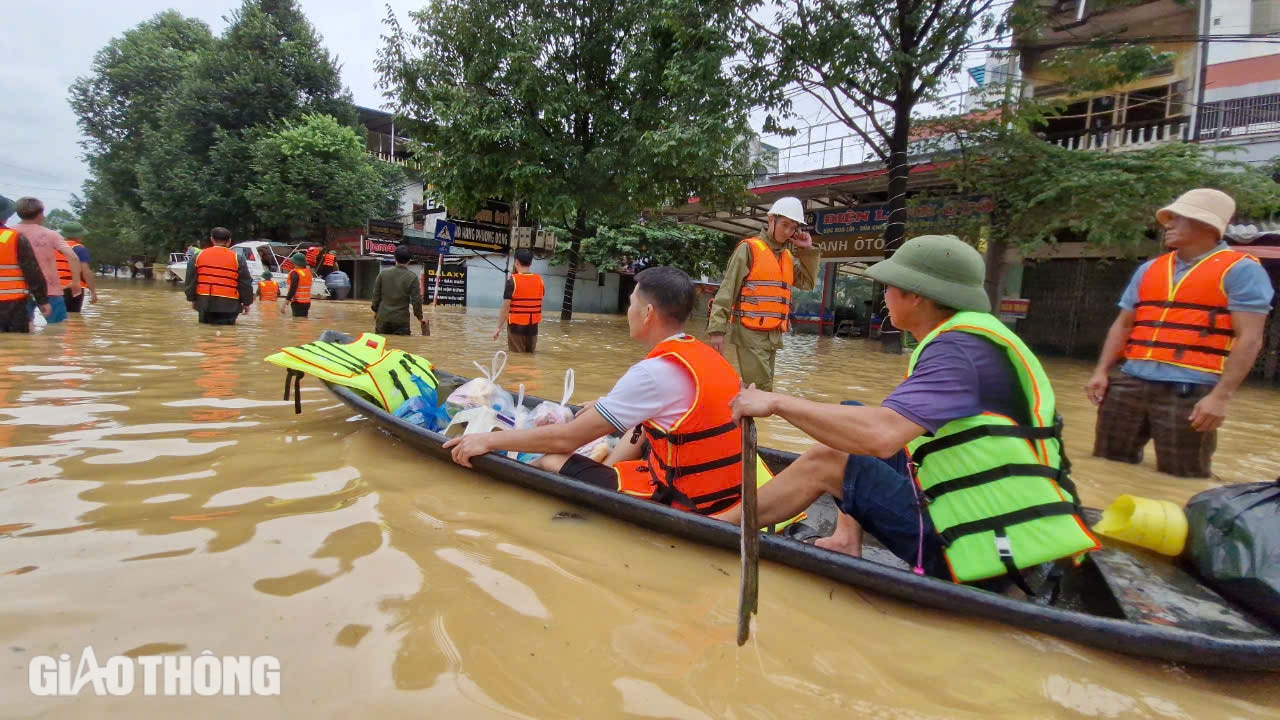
[706,196,820,390]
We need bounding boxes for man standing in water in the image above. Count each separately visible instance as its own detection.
[494,248,544,353]
[0,195,51,332]
[706,196,820,391]
[280,252,314,318]
[56,222,97,311]
[12,197,80,325]
[1086,189,1272,477]
[186,227,253,325]
[371,245,425,335]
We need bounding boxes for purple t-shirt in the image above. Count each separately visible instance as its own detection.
[882,331,1026,434]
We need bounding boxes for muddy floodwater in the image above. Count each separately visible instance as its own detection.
[2,277,1279,718]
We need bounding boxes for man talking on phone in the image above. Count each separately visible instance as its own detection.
[706,196,820,391]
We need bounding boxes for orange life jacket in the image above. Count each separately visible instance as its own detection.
[305,246,321,268]
[614,336,744,515]
[1124,248,1256,374]
[258,280,279,301]
[194,245,241,300]
[733,237,794,332]
[55,240,82,288]
[509,272,544,325]
[290,268,313,304]
[320,251,337,269]
[0,229,29,301]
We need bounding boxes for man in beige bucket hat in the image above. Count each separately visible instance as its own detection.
[1087,189,1273,477]
[719,235,1096,592]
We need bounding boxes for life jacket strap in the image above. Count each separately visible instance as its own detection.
[649,452,739,479]
[646,420,736,445]
[936,501,1079,547]
[1125,338,1231,358]
[283,369,304,414]
[921,463,1061,503]
[1133,299,1224,312]
[911,423,1060,467]
[1131,319,1233,337]
[995,531,1038,597]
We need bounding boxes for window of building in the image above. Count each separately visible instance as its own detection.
[1254,0,1280,34]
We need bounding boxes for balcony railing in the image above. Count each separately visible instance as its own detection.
[1199,94,1280,141]
[1044,117,1189,152]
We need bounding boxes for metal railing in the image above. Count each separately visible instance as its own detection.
[1198,93,1280,141]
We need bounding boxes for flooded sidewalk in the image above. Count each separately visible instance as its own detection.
[2,278,1278,718]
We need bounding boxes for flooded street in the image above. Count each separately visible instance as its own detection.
[3,277,1279,718]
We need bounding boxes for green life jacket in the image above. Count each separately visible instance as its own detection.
[905,312,1098,584]
[265,333,437,413]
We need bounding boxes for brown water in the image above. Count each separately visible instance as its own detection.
[2,277,1278,718]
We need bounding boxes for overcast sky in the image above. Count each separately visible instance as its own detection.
[0,0,424,213]
[0,0,983,214]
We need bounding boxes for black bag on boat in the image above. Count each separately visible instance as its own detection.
[1184,479,1280,627]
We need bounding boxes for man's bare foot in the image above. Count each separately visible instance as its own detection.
[814,533,862,557]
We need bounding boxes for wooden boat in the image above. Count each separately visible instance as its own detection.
[322,366,1280,671]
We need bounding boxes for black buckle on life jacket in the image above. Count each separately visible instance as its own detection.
[994,530,1037,598]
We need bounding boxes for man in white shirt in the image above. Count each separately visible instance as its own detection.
[445,266,748,515]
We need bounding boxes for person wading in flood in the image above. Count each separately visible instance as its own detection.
[494,248,544,353]
[13,197,81,325]
[1086,189,1273,478]
[185,227,253,325]
[0,195,51,332]
[716,235,1098,594]
[706,196,820,391]
[446,266,749,516]
[371,245,425,335]
[280,252,314,318]
[56,222,97,311]
[257,271,279,304]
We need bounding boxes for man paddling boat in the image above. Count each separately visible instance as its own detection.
[716,235,1098,591]
[445,266,749,516]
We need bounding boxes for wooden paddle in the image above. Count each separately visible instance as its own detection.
[737,416,759,646]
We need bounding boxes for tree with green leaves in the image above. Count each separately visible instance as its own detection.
[247,114,406,238]
[576,222,735,279]
[378,0,756,321]
[745,0,1004,254]
[43,209,78,232]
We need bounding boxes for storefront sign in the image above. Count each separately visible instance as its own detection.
[362,237,438,260]
[424,262,468,306]
[815,236,886,259]
[452,219,510,253]
[815,196,994,237]
[367,219,404,241]
[998,298,1030,319]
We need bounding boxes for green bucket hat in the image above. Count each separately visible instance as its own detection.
[261,270,274,281]
[865,234,990,313]
[61,221,86,238]
[290,252,307,265]
[0,195,14,223]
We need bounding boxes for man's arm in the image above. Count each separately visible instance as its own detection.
[731,390,926,458]
[285,271,300,303]
[409,271,423,320]
[237,256,254,306]
[370,273,382,312]
[76,247,98,301]
[15,235,49,305]
[1085,309,1135,405]
[707,242,751,342]
[184,256,198,301]
[443,407,617,467]
[790,246,821,291]
[1189,311,1268,432]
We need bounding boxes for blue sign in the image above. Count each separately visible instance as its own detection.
[434,219,458,255]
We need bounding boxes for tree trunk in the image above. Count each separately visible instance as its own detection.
[984,236,1008,311]
[882,94,914,258]
[561,211,587,322]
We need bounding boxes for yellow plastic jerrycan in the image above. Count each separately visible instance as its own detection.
[1091,494,1188,557]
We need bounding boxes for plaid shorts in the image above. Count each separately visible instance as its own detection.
[1092,373,1217,478]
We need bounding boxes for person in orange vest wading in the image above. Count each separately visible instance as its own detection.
[257,270,279,304]
[447,267,748,516]
[184,227,253,325]
[56,222,97,312]
[280,252,314,318]
[494,248,544,353]
[0,194,52,333]
[1086,189,1274,478]
[706,196,820,391]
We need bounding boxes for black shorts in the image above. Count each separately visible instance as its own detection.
[64,289,85,313]
[0,299,32,332]
[291,302,310,317]
[198,310,239,326]
[375,320,411,336]
[557,454,618,490]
